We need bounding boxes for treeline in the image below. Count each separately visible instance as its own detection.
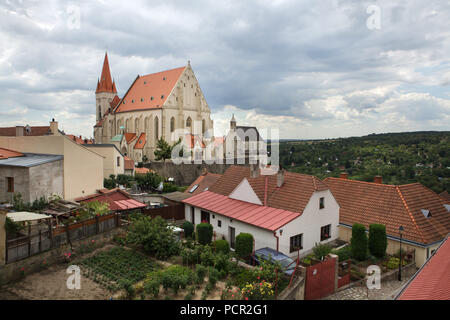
[273,131,450,193]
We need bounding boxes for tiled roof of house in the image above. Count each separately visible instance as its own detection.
[0,147,24,159]
[124,156,135,170]
[124,133,137,144]
[185,171,222,195]
[184,133,206,148]
[324,177,450,245]
[135,167,150,174]
[397,234,450,300]
[96,53,117,94]
[75,188,145,211]
[65,134,94,145]
[440,191,450,202]
[208,165,329,213]
[183,191,301,231]
[134,133,146,150]
[114,66,186,113]
[0,126,51,136]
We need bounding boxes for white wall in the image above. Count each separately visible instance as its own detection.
[185,189,340,258]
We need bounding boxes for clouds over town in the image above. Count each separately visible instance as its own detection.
[0,0,449,139]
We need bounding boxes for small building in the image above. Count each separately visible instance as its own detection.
[124,156,135,175]
[324,174,450,267]
[75,188,146,212]
[0,148,63,203]
[83,144,125,179]
[183,165,340,258]
[185,170,222,195]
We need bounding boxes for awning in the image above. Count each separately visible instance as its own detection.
[114,199,147,210]
[7,211,51,222]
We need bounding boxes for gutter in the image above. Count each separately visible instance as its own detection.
[273,231,279,252]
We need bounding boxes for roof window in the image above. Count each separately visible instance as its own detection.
[132,99,135,103]
[161,95,164,99]
[421,209,432,218]
[189,184,199,193]
[444,204,450,212]
[141,98,144,102]
[163,77,166,80]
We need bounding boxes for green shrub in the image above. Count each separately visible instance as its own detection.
[213,239,230,254]
[195,264,207,284]
[119,279,135,298]
[332,245,352,261]
[208,267,220,287]
[160,265,194,294]
[351,223,368,261]
[183,221,194,238]
[312,243,332,260]
[213,253,231,273]
[4,217,25,235]
[368,224,387,258]
[199,246,215,266]
[144,278,160,298]
[235,233,254,258]
[385,257,407,269]
[196,223,213,245]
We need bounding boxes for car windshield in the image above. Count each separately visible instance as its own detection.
[279,258,296,269]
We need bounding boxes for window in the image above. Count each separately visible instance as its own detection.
[141,98,144,102]
[7,177,14,193]
[320,224,331,241]
[186,117,192,128]
[161,95,164,99]
[150,96,154,101]
[218,220,222,228]
[290,234,303,253]
[170,117,175,133]
[319,197,325,209]
[201,210,210,224]
[188,184,198,193]
[117,157,120,167]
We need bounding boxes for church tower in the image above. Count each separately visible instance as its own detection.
[95,52,117,122]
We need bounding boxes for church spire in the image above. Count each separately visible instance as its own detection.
[96,52,115,93]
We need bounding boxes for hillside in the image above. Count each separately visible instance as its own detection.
[271,131,450,194]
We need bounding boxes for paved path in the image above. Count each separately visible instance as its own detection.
[323,278,410,300]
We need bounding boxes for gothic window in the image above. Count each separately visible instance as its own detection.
[155,117,159,140]
[202,119,206,134]
[170,117,175,133]
[135,118,139,133]
[186,117,192,130]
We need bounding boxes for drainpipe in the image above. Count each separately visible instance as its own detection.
[273,231,279,252]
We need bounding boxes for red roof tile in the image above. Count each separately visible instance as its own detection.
[124,156,134,170]
[397,234,450,300]
[186,172,222,195]
[182,191,301,231]
[0,126,51,136]
[124,133,137,144]
[0,147,24,159]
[75,188,146,211]
[184,133,206,148]
[114,66,186,113]
[96,53,117,94]
[134,133,146,150]
[66,134,94,145]
[324,177,450,245]
[440,191,450,202]
[135,167,150,174]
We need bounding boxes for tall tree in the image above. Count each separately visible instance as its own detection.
[154,138,172,162]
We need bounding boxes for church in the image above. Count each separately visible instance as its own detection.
[93,53,214,162]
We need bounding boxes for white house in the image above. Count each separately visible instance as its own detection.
[183,165,340,258]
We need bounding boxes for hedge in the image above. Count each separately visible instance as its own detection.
[351,223,368,261]
[196,223,213,245]
[182,221,194,238]
[368,224,387,258]
[213,239,230,254]
[235,233,254,258]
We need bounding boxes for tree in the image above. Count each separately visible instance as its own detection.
[368,224,387,258]
[182,221,194,238]
[351,223,368,261]
[154,138,172,162]
[135,172,162,191]
[196,223,213,245]
[235,233,254,258]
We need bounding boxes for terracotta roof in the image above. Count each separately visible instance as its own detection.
[324,177,450,245]
[124,156,134,170]
[75,188,145,211]
[186,172,222,195]
[0,126,51,136]
[440,191,450,202]
[208,166,329,213]
[184,133,206,148]
[397,234,450,300]
[114,66,186,113]
[182,191,301,232]
[110,95,121,108]
[134,133,146,150]
[96,53,117,94]
[135,167,150,174]
[124,133,137,144]
[0,147,24,159]
[66,134,94,145]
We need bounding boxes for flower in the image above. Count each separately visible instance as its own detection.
[245,297,248,300]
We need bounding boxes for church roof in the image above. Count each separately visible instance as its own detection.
[96,53,117,94]
[114,66,186,113]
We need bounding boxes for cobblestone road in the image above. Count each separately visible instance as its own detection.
[323,278,410,300]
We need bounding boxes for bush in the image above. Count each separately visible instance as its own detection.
[195,264,207,284]
[4,217,25,235]
[214,253,232,274]
[213,239,230,254]
[332,245,352,261]
[199,246,215,266]
[144,278,160,298]
[235,233,254,258]
[119,279,135,298]
[160,265,194,294]
[127,215,180,260]
[312,243,332,260]
[196,223,213,245]
[385,257,407,269]
[208,267,220,287]
[351,223,368,261]
[182,221,194,239]
[368,224,387,258]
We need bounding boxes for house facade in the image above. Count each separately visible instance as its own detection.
[183,165,340,258]
[83,144,124,179]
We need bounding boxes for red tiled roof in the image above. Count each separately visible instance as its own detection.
[208,166,329,213]
[184,133,206,148]
[0,147,24,159]
[182,191,301,231]
[185,172,222,195]
[66,134,94,145]
[0,126,51,136]
[75,188,146,211]
[440,191,450,202]
[124,156,134,170]
[96,53,117,94]
[397,234,450,300]
[324,177,450,245]
[135,167,150,174]
[114,66,186,113]
[124,133,137,144]
[134,133,146,150]
[110,95,121,108]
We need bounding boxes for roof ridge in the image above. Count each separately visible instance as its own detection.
[396,185,426,243]
[141,66,186,78]
[324,177,397,187]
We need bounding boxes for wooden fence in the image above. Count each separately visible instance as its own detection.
[142,204,185,221]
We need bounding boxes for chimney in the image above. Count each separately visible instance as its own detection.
[277,169,285,187]
[340,172,349,179]
[49,119,58,135]
[374,176,383,184]
[15,126,24,136]
[250,163,259,178]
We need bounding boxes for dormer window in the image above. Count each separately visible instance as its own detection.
[144,81,147,84]
[132,99,135,103]
[421,209,432,218]
[151,96,154,100]
[163,77,166,80]
[444,204,450,212]
[189,184,198,193]
[141,98,144,102]
[161,95,164,99]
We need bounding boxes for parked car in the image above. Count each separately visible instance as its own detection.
[250,247,297,276]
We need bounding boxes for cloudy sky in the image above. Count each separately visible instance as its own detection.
[0,0,449,139]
